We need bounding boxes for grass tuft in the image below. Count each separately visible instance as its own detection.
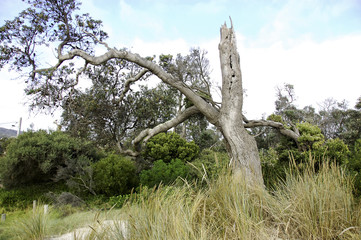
[271,155,360,239]
[11,204,48,240]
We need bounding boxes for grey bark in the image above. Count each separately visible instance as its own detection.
[133,106,200,147]
[244,120,300,142]
[217,22,264,185]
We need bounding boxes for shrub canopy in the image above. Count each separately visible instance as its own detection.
[0,130,98,188]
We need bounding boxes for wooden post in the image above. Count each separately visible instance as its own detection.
[44,205,48,215]
[17,117,22,136]
[1,214,5,222]
[33,200,37,214]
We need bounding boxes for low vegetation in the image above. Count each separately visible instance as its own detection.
[0,155,360,239]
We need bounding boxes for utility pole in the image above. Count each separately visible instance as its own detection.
[17,117,22,136]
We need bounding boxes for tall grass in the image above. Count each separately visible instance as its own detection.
[120,156,360,240]
[120,173,273,239]
[271,155,360,239]
[10,204,48,240]
[0,206,123,240]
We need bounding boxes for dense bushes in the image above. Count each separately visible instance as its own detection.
[2,126,360,224]
[189,149,229,181]
[140,133,229,188]
[0,130,99,188]
[140,159,189,187]
[92,154,138,196]
[139,132,200,187]
[0,183,66,212]
[143,132,199,164]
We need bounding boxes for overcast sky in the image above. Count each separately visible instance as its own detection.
[0,0,360,131]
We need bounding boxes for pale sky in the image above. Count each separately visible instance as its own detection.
[0,0,360,131]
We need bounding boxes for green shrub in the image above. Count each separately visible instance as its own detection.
[140,159,189,187]
[0,130,99,188]
[108,194,131,208]
[259,147,288,188]
[189,149,229,182]
[297,122,325,150]
[55,155,97,196]
[139,132,200,188]
[143,132,199,163]
[322,138,350,165]
[93,154,138,196]
[0,137,13,156]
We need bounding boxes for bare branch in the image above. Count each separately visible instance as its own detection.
[72,176,96,196]
[115,141,140,157]
[252,129,266,138]
[118,68,148,103]
[244,119,300,142]
[35,47,220,124]
[73,61,88,88]
[82,29,111,51]
[133,106,200,146]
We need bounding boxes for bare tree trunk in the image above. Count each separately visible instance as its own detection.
[219,117,264,185]
[218,21,263,185]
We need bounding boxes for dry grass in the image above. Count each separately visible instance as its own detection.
[270,156,360,239]
[120,156,361,240]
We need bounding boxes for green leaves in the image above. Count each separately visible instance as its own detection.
[92,154,138,196]
[140,159,189,187]
[139,132,200,187]
[297,122,325,150]
[0,130,98,188]
[1,0,109,107]
[143,132,199,164]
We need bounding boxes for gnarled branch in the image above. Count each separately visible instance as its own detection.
[118,68,148,104]
[133,105,200,147]
[33,48,220,124]
[244,119,300,142]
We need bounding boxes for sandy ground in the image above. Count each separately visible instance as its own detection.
[47,220,128,240]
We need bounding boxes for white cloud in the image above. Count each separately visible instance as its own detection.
[257,0,357,45]
[131,38,189,56]
[190,0,227,14]
[117,0,164,39]
[239,34,361,119]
